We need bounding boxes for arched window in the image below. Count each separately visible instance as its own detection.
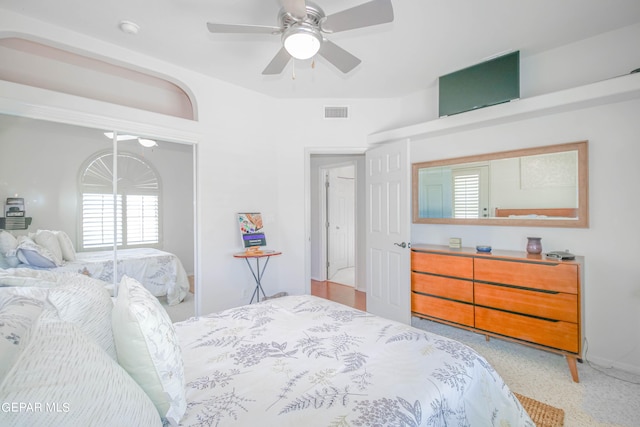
[79,151,160,250]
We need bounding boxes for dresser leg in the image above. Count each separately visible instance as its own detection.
[566,356,580,382]
[485,335,490,342]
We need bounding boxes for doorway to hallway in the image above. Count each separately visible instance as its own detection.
[309,153,365,293]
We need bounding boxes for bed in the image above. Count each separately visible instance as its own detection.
[494,207,578,218]
[0,271,534,426]
[51,248,189,306]
[0,229,189,305]
[175,295,534,426]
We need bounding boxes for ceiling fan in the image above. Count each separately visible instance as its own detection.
[206,0,394,75]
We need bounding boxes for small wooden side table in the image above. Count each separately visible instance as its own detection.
[233,250,282,303]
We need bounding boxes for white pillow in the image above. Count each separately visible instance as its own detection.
[0,319,162,426]
[112,275,186,425]
[55,230,76,261]
[0,294,44,380]
[34,230,64,266]
[0,252,9,269]
[46,273,117,360]
[0,271,117,359]
[15,236,57,268]
[0,230,17,255]
[0,267,63,287]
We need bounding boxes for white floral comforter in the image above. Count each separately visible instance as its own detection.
[51,248,189,305]
[175,295,534,426]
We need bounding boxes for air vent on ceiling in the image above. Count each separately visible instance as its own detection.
[324,106,349,119]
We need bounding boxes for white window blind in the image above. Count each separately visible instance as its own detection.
[453,172,480,218]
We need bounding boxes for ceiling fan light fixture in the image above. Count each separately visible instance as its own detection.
[138,138,158,148]
[283,24,322,60]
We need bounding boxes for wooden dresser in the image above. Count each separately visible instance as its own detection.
[411,244,583,382]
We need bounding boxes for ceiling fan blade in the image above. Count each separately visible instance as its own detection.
[207,22,282,34]
[321,0,394,33]
[318,40,361,73]
[281,0,308,20]
[262,47,292,75]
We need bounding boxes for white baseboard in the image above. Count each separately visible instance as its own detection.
[584,354,640,377]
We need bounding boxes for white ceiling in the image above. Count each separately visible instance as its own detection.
[2,0,640,99]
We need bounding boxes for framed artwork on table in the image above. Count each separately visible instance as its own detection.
[237,212,266,252]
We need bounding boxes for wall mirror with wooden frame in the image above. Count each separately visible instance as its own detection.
[412,141,589,227]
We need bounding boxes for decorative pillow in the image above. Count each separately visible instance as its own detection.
[0,230,18,255]
[34,230,64,266]
[1,250,20,268]
[0,252,9,269]
[112,275,186,425]
[0,319,162,426]
[46,273,117,360]
[0,267,62,287]
[55,230,77,261]
[0,294,44,380]
[15,236,57,268]
[0,286,50,303]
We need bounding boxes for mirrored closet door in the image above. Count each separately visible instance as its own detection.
[0,114,196,319]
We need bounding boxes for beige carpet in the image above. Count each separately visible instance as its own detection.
[411,317,640,427]
[516,392,565,427]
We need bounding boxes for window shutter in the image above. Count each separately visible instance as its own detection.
[82,193,123,248]
[126,195,159,245]
[453,172,480,218]
[80,151,160,250]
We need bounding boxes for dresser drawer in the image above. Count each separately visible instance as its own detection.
[412,251,473,279]
[474,258,578,293]
[412,293,474,327]
[412,272,473,303]
[475,307,578,353]
[474,283,577,322]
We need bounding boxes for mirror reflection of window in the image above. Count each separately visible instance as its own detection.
[412,141,588,227]
[79,151,160,250]
[452,166,488,219]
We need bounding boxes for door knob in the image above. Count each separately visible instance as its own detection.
[394,242,407,248]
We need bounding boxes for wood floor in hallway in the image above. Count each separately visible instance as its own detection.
[311,279,366,311]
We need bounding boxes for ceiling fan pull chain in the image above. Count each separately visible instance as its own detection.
[292,59,296,80]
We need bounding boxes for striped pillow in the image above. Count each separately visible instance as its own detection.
[0,271,116,360]
[46,273,117,360]
[0,294,43,381]
[0,320,161,426]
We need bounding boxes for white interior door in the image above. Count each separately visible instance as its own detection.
[365,139,411,324]
[327,166,355,280]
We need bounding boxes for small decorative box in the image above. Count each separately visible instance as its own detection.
[449,237,462,249]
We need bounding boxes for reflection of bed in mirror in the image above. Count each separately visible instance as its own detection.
[52,248,190,306]
[1,228,189,305]
[494,208,578,219]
